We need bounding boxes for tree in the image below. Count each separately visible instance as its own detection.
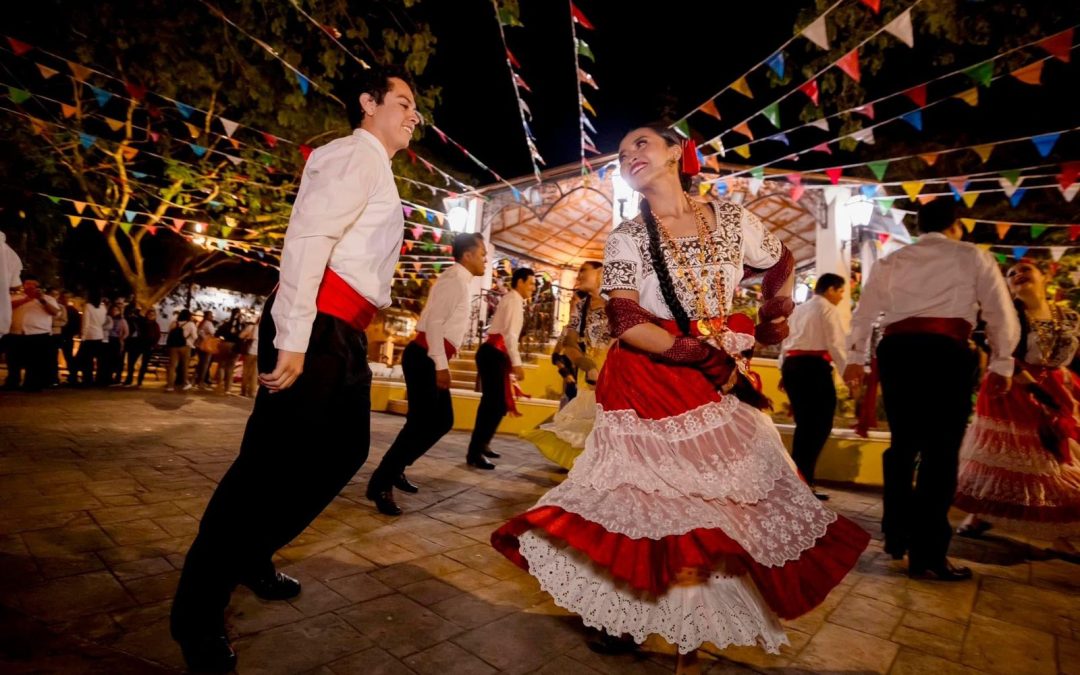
[1,0,443,306]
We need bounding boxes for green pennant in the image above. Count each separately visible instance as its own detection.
[119,222,132,236]
[1000,169,1022,186]
[867,160,889,181]
[751,166,765,179]
[673,119,691,139]
[964,62,994,87]
[1031,225,1047,239]
[46,195,61,204]
[7,87,31,104]
[497,7,522,27]
[994,253,1008,264]
[876,198,895,214]
[762,102,781,128]
[576,38,595,62]
[222,226,234,239]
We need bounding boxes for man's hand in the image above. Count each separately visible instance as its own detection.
[986,372,1012,397]
[435,368,452,390]
[843,364,865,394]
[512,366,525,381]
[259,350,305,393]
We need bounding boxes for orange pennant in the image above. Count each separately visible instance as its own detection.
[28,117,48,135]
[1011,61,1044,85]
[700,99,721,120]
[121,146,139,161]
[61,103,78,118]
[36,63,59,80]
[104,118,124,132]
[73,201,87,214]
[916,194,937,205]
[972,144,994,163]
[996,223,1011,240]
[732,121,754,140]
[954,88,979,106]
[67,215,81,228]
[185,122,201,139]
[94,219,107,231]
[918,153,940,166]
[229,137,241,149]
[67,61,92,81]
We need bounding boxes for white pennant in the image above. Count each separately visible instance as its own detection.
[852,128,876,145]
[224,154,244,166]
[519,99,531,119]
[1051,246,1068,262]
[748,178,764,196]
[1061,183,1080,203]
[219,117,240,138]
[583,115,597,134]
[803,15,829,50]
[884,9,915,48]
[808,118,830,131]
[998,177,1023,198]
[890,208,906,225]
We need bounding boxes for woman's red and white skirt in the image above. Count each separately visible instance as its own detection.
[491,342,869,654]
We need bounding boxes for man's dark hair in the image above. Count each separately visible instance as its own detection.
[452,233,484,262]
[341,63,414,129]
[917,199,958,234]
[814,273,845,294]
[511,267,535,289]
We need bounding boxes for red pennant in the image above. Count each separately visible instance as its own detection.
[124,81,147,100]
[407,148,418,164]
[790,183,805,201]
[700,100,721,120]
[798,79,820,105]
[435,128,448,144]
[506,48,521,69]
[146,104,163,120]
[1057,162,1080,190]
[7,37,33,56]
[570,3,594,30]
[859,0,882,13]
[837,49,861,82]
[1038,28,1074,63]
[432,229,442,243]
[150,131,160,143]
[826,167,842,184]
[299,145,313,162]
[261,132,278,148]
[146,226,158,236]
[1070,225,1080,242]
[904,84,927,107]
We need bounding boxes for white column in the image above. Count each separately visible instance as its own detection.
[818,187,854,327]
[470,196,493,337]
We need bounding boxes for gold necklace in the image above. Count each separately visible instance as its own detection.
[1028,304,1061,365]
[654,195,717,319]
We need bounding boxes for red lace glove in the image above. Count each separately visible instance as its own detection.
[755,296,795,345]
[657,337,736,388]
[606,297,656,338]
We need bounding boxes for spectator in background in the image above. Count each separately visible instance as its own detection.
[165,309,198,392]
[214,307,243,395]
[121,304,143,386]
[195,310,216,389]
[58,291,80,385]
[77,290,108,386]
[0,232,23,378]
[46,287,67,387]
[102,302,129,385]
[7,275,61,391]
[239,315,259,398]
[125,308,161,387]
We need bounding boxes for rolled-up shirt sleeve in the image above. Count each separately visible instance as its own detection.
[272,143,377,353]
[974,248,1021,376]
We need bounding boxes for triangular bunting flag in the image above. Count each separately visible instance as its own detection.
[877,198,895,214]
[296,72,310,95]
[860,184,879,198]
[732,121,754,140]
[1000,170,1023,186]
[1071,226,1080,242]
[121,146,138,161]
[853,103,874,120]
[901,182,924,199]
[570,3,594,29]
[699,183,712,198]
[175,101,195,118]
[962,192,979,208]
[884,8,915,47]
[732,76,753,99]
[954,88,979,106]
[1060,184,1079,203]
[994,253,1008,264]
[808,118,830,131]
[766,52,785,79]
[1032,226,1048,239]
[261,132,278,148]
[1011,61,1044,85]
[94,219,106,232]
[826,168,842,185]
[1032,133,1060,157]
[577,68,598,89]
[769,133,790,146]
[519,98,532,119]
[811,142,832,155]
[1057,162,1080,190]
[700,99,721,120]
[867,160,889,181]
[124,81,147,100]
[79,132,96,149]
[904,84,927,107]
[7,87,31,104]
[36,63,58,79]
[1010,188,1028,207]
[582,115,597,134]
[673,120,691,138]
[29,117,48,135]
[803,15,829,50]
[61,103,78,118]
[299,144,313,162]
[104,118,124,132]
[582,96,597,116]
[189,143,207,157]
[837,49,861,82]
[219,118,239,138]
[119,222,132,236]
[996,223,1011,240]
[960,218,976,233]
[964,62,994,87]
[67,215,81,228]
[798,79,819,105]
[762,102,781,128]
[149,131,160,142]
[998,178,1021,198]
[972,144,994,163]
[67,61,92,81]
[123,210,136,223]
[7,37,33,55]
[224,154,243,166]
[901,110,923,131]
[575,39,594,62]
[751,166,765,179]
[1051,246,1068,261]
[859,0,881,13]
[513,72,532,93]
[145,225,158,236]
[733,145,751,159]
[1038,28,1074,63]
[185,122,201,139]
[852,128,875,145]
[1012,246,1029,259]
[171,218,185,232]
[788,182,805,201]
[747,178,764,196]
[919,152,939,166]
[948,178,970,200]
[73,201,87,214]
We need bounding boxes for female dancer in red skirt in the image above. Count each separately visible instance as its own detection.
[492,126,869,672]
[955,261,1080,557]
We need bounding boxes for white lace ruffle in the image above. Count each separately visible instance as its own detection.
[540,389,598,449]
[569,399,790,504]
[519,531,789,655]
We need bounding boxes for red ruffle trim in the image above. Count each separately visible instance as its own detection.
[491,505,869,620]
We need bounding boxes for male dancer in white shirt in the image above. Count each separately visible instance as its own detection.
[468,268,535,469]
[171,65,421,673]
[367,233,488,515]
[845,199,1018,581]
[779,273,847,500]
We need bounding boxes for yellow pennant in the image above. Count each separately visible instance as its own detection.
[582,96,597,116]
[901,181,924,199]
[733,144,751,159]
[954,87,979,106]
[961,192,979,208]
[960,218,976,233]
[185,122,201,139]
[731,76,753,99]
[972,144,994,163]
[67,215,82,228]
[698,182,711,197]
[105,118,124,132]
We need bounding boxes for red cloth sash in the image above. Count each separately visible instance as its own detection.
[314,267,377,331]
[415,331,458,361]
[884,317,972,343]
[485,333,526,416]
[786,349,831,362]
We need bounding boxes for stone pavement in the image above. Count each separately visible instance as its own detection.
[0,384,1077,674]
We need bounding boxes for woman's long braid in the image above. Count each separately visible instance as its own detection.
[640,198,692,336]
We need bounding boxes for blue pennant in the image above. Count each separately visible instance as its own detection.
[175,101,195,119]
[766,52,785,79]
[79,132,96,149]
[597,165,608,180]
[124,210,136,223]
[296,72,310,96]
[860,184,880,198]
[1009,188,1027,207]
[1031,133,1060,158]
[769,132,790,145]
[1012,246,1029,259]
[900,110,923,131]
[511,187,522,202]
[188,143,207,157]
[131,171,148,179]
[89,85,112,108]
[716,181,729,197]
[426,211,435,223]
[582,115,597,134]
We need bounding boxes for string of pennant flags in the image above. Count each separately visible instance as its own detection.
[568,1,601,176]
[491,0,544,183]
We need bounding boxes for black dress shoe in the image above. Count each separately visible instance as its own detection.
[908,560,972,582]
[467,455,496,470]
[812,490,829,501]
[884,540,907,561]
[177,634,237,673]
[368,488,403,516]
[586,631,639,655]
[394,473,419,494]
[240,571,301,600]
[481,447,501,459]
